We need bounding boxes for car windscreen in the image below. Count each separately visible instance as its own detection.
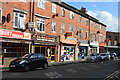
[21,54,31,59]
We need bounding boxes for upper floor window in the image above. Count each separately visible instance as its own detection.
[79,15,82,23]
[100,24,102,30]
[94,33,98,41]
[62,8,65,17]
[70,11,74,20]
[52,3,56,13]
[94,23,98,28]
[19,0,27,2]
[85,31,88,39]
[36,18,45,32]
[78,29,83,39]
[14,12,26,30]
[38,0,46,9]
[61,24,65,34]
[100,34,103,42]
[86,19,89,26]
[0,8,2,24]
[52,22,56,32]
[69,25,74,36]
[90,20,93,27]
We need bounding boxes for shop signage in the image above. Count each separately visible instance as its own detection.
[28,22,36,28]
[99,43,106,47]
[0,29,31,40]
[65,32,72,38]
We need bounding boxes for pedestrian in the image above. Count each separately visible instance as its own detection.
[62,53,66,62]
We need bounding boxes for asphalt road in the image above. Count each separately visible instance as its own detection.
[2,59,120,79]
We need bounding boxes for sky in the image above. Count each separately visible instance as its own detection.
[63,0,119,32]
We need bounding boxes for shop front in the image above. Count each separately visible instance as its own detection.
[90,42,99,54]
[99,42,106,53]
[60,35,77,62]
[0,29,31,65]
[77,40,89,60]
[32,33,59,63]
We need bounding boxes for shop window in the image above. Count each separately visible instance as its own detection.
[38,0,46,9]
[41,47,45,55]
[52,22,56,32]
[36,18,45,32]
[61,24,65,34]
[13,12,26,30]
[0,8,2,24]
[62,8,65,17]
[35,47,40,53]
[52,3,56,13]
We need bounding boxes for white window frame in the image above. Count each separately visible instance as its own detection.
[62,8,65,17]
[86,18,89,26]
[78,29,83,39]
[85,31,88,39]
[79,15,82,23]
[52,22,56,33]
[19,0,27,3]
[52,3,56,13]
[94,33,98,41]
[69,25,74,36]
[13,12,26,30]
[0,8,2,24]
[61,24,65,34]
[100,34,103,42]
[70,11,74,20]
[100,24,102,30]
[38,0,46,9]
[36,18,45,32]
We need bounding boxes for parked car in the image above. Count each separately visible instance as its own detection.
[100,53,110,61]
[109,52,118,60]
[87,53,101,62]
[9,53,48,72]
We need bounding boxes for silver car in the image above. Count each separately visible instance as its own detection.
[100,53,110,61]
[87,53,101,62]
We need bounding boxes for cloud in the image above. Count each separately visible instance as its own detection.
[63,0,119,2]
[87,11,118,32]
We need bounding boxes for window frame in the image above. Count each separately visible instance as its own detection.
[70,11,74,20]
[79,15,82,23]
[38,0,46,9]
[69,25,74,36]
[61,24,65,34]
[78,29,83,39]
[19,0,27,3]
[36,18,45,32]
[62,8,65,17]
[51,22,56,33]
[52,3,56,13]
[0,8,2,24]
[86,18,89,26]
[13,12,26,30]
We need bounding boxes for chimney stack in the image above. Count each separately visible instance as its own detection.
[80,7,87,14]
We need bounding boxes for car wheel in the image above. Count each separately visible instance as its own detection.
[43,63,48,69]
[24,66,29,72]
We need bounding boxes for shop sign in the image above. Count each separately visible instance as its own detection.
[99,43,106,47]
[0,29,31,40]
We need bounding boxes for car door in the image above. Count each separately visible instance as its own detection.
[37,54,44,67]
[29,54,38,69]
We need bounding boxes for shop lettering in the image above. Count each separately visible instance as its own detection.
[0,29,31,40]
[37,38,55,42]
[0,30,12,36]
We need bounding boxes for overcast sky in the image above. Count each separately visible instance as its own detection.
[63,0,119,32]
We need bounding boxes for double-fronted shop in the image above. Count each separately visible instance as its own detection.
[0,28,31,65]
[31,33,59,62]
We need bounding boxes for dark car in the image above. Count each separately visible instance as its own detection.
[9,53,48,72]
[87,53,101,62]
[109,52,118,60]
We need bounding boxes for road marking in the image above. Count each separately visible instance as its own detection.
[104,69,120,80]
[66,69,77,73]
[44,71,62,79]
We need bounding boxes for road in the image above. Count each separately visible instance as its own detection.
[2,59,120,79]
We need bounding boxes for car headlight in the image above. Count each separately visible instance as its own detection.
[19,60,26,64]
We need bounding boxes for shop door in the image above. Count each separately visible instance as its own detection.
[51,48,55,62]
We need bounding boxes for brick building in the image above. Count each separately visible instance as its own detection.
[105,31,120,56]
[0,0,106,65]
